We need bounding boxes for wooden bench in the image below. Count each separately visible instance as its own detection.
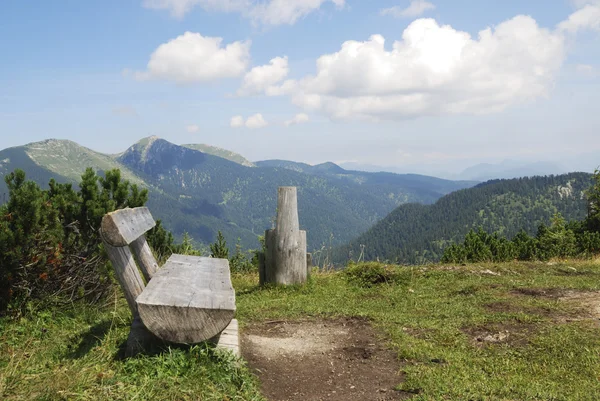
[100,207,238,355]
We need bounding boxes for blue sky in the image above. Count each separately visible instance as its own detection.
[1,0,599,175]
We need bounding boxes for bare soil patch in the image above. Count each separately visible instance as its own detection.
[509,288,600,323]
[485,301,556,318]
[241,317,409,401]
[511,287,566,298]
[558,290,600,323]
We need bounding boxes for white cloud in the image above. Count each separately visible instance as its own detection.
[380,1,435,18]
[237,56,289,96]
[284,113,309,126]
[134,32,250,83]
[570,0,600,9]
[142,0,344,25]
[272,15,566,121]
[558,3,600,33]
[142,0,249,18]
[245,113,268,128]
[230,115,245,128]
[186,124,200,133]
[249,0,345,26]
[230,114,268,128]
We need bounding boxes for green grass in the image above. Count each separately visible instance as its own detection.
[2,260,600,400]
[234,260,600,400]
[0,294,263,401]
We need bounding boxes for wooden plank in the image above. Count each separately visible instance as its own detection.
[103,242,146,315]
[125,314,162,357]
[136,255,236,343]
[131,236,158,282]
[101,207,155,247]
[211,319,240,356]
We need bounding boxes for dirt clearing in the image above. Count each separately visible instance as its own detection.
[241,317,409,401]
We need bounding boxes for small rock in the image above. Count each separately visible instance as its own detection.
[483,331,509,343]
[480,269,500,276]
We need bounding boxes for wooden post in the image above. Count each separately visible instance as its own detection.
[263,187,307,285]
[130,236,158,282]
[103,242,145,315]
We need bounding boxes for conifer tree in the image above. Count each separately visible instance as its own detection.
[586,169,600,232]
[210,230,229,259]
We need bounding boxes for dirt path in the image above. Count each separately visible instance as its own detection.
[241,317,409,401]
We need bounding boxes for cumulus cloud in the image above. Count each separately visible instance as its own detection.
[248,0,345,26]
[230,115,245,128]
[380,0,435,18]
[284,113,309,126]
[230,114,268,128]
[134,32,250,83]
[558,3,600,33]
[186,124,200,133]
[142,0,344,25]
[245,113,268,128]
[570,0,600,9]
[237,56,289,96]
[269,15,567,121]
[142,0,248,18]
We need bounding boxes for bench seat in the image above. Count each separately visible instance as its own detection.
[100,207,237,353]
[137,255,236,344]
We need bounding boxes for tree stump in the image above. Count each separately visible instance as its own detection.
[262,187,307,285]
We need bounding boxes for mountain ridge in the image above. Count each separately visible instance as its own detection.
[335,172,594,265]
[0,137,476,251]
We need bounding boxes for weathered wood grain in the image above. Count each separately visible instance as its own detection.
[276,186,300,232]
[263,187,308,285]
[131,236,158,282]
[103,242,146,315]
[210,319,240,356]
[136,255,236,343]
[101,207,155,247]
[125,314,162,357]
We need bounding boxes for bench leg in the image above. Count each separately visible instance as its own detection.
[210,319,240,357]
[125,314,162,357]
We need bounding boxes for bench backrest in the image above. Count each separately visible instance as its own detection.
[100,207,159,315]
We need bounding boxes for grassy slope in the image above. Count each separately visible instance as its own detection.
[2,261,600,400]
[182,144,256,167]
[25,139,144,186]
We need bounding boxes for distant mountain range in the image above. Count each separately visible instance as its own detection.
[335,173,594,265]
[0,137,475,251]
[457,161,567,181]
[340,158,598,181]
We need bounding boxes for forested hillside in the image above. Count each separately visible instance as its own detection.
[0,137,474,251]
[335,173,594,264]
